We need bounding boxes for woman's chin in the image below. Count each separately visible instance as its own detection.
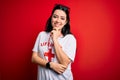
[53,26,63,29]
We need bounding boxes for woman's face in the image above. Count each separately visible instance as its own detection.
[51,9,67,30]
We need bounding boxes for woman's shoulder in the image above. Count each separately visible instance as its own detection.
[64,34,76,41]
[65,34,75,38]
[38,31,49,36]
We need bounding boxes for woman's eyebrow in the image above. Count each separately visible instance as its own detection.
[53,14,66,18]
[53,14,58,16]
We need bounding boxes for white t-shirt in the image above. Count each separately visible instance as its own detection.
[32,31,76,80]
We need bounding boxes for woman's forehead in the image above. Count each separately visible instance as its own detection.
[53,9,67,17]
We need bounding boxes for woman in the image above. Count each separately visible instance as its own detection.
[31,4,76,80]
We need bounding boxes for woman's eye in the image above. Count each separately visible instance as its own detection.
[61,18,65,20]
[53,15,57,18]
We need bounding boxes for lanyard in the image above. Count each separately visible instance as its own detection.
[47,34,53,49]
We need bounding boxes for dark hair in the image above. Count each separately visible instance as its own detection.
[45,4,71,36]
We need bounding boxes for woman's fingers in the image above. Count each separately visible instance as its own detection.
[57,65,67,74]
[50,62,67,74]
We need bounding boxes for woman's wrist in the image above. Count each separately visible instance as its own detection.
[53,37,58,42]
[53,38,59,43]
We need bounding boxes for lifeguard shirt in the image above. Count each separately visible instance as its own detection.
[32,31,76,80]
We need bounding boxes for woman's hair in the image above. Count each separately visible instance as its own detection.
[45,4,71,36]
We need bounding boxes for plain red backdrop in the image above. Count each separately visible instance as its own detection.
[0,0,120,80]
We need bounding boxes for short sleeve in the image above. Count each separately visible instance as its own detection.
[62,35,77,62]
[32,32,41,52]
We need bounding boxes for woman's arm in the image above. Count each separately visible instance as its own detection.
[31,52,48,67]
[31,52,67,74]
[51,29,71,67]
[53,39,71,67]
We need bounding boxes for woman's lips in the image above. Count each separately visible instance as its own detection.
[54,23,61,27]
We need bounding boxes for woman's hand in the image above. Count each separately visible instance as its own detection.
[50,62,67,74]
[51,28,61,41]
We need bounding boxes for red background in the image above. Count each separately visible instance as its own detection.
[0,0,120,80]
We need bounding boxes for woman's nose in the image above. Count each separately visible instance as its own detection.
[56,18,60,22]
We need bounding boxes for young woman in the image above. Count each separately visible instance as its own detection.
[31,4,76,80]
